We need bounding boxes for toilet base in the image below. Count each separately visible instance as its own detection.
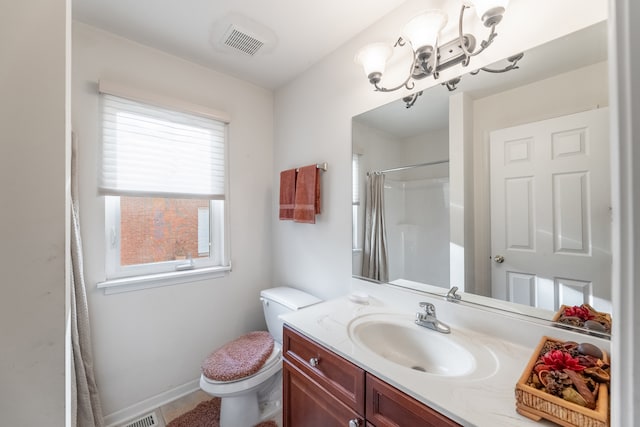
[213,372,282,427]
[219,393,259,427]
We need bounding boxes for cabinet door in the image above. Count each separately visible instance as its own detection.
[283,359,364,427]
[366,374,461,427]
[283,325,365,413]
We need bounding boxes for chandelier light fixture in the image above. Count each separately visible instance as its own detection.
[355,0,514,93]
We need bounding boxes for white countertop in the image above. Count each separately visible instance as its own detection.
[281,282,610,427]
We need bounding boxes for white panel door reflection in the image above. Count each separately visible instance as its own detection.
[490,108,611,312]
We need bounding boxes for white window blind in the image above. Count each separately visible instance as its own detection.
[100,94,227,199]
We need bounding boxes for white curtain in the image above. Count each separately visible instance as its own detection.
[70,133,104,427]
[362,173,389,282]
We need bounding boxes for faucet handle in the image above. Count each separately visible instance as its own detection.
[446,286,462,302]
[418,301,436,316]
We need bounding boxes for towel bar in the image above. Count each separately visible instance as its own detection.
[296,162,328,172]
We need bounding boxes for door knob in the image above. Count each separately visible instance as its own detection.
[494,255,505,263]
[309,357,319,367]
[348,419,362,427]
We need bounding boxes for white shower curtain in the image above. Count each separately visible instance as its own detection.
[70,133,104,427]
[362,173,389,282]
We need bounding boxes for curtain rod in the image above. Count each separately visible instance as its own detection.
[368,159,449,175]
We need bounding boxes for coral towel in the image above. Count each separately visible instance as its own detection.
[279,169,297,220]
[201,331,274,381]
[293,165,320,223]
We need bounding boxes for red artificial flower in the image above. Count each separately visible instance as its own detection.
[542,350,586,372]
[564,305,594,321]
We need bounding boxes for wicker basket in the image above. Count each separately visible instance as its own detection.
[552,305,612,334]
[515,336,609,427]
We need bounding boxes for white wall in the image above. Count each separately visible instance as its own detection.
[72,23,274,421]
[0,0,69,425]
[401,128,449,180]
[351,120,403,175]
[273,0,608,301]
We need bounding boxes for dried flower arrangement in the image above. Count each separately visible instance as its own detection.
[553,304,612,334]
[516,336,609,427]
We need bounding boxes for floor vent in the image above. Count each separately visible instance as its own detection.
[122,412,159,427]
[222,26,265,56]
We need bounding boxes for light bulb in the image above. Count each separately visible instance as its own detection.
[401,10,448,54]
[464,0,510,27]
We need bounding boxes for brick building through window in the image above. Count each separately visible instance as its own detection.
[120,197,210,266]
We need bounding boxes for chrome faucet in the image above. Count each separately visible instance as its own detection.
[415,302,451,334]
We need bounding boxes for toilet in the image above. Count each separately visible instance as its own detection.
[199,286,321,427]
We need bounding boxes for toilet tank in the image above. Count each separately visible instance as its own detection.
[260,287,321,345]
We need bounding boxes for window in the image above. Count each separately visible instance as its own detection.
[99,91,230,285]
[352,153,362,251]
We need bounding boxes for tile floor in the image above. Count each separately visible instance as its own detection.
[122,389,282,427]
[159,390,212,425]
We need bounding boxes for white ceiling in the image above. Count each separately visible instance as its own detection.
[72,0,406,89]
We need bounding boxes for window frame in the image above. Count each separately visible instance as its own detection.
[352,153,363,252]
[96,82,232,293]
[104,196,227,280]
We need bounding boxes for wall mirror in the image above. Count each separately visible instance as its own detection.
[352,20,611,336]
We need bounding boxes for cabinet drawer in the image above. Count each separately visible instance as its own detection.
[283,325,365,413]
[366,374,461,427]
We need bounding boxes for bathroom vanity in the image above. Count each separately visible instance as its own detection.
[280,281,610,426]
[283,325,459,426]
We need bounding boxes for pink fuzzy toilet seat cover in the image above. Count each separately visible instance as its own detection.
[201,331,275,381]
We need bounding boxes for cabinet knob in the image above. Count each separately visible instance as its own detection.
[348,419,362,427]
[309,357,319,367]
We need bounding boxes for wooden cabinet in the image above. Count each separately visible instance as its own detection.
[283,360,363,427]
[366,374,461,427]
[283,325,365,412]
[283,325,365,427]
[283,325,461,427]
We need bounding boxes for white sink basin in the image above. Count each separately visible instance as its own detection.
[348,313,497,378]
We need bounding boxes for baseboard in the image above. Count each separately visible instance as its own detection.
[103,378,200,427]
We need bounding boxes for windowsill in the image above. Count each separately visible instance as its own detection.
[97,265,231,295]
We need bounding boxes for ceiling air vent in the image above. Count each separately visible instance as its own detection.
[222,26,265,56]
[122,412,159,427]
